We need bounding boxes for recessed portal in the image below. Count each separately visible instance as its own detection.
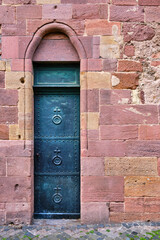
[34,63,80,219]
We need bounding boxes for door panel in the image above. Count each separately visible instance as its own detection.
[34,89,80,219]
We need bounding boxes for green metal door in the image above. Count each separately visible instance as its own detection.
[34,63,80,219]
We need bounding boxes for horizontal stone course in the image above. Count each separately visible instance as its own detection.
[72,4,108,19]
[139,0,160,5]
[100,125,138,140]
[100,105,158,125]
[110,6,144,22]
[0,89,18,106]
[88,140,126,157]
[81,202,109,224]
[118,60,142,72]
[105,157,158,176]
[0,125,9,140]
[145,7,160,22]
[0,107,18,124]
[0,176,31,202]
[111,73,139,89]
[125,176,160,197]
[85,19,121,35]
[112,0,137,5]
[81,157,105,176]
[139,125,160,140]
[82,176,124,202]
[17,5,42,20]
[100,89,131,105]
[0,140,32,157]
[125,197,160,213]
[42,4,72,19]
[123,23,155,42]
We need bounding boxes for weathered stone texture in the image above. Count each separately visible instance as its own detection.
[125,177,160,197]
[110,6,144,22]
[82,176,124,202]
[105,157,158,176]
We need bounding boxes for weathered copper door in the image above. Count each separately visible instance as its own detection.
[34,63,80,219]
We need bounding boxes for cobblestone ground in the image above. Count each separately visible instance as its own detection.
[1,220,160,240]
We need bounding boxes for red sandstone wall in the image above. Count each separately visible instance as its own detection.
[0,0,160,224]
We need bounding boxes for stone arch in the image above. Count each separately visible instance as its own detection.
[22,21,88,151]
[24,22,88,69]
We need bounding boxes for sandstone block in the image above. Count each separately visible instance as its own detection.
[17,5,42,20]
[88,140,126,157]
[118,60,142,72]
[9,124,20,140]
[0,72,4,88]
[2,21,26,36]
[110,212,160,222]
[145,7,160,22]
[103,59,117,72]
[88,59,102,71]
[42,4,72,19]
[112,0,137,5]
[124,45,135,56]
[3,0,35,3]
[72,4,108,19]
[110,202,124,212]
[111,73,139,89]
[100,105,158,125]
[0,125,9,140]
[0,61,6,71]
[105,157,158,176]
[125,140,160,157]
[7,157,31,177]
[62,0,108,3]
[0,212,5,225]
[0,155,6,176]
[5,72,33,89]
[0,176,31,202]
[139,125,160,140]
[6,208,31,225]
[82,72,111,89]
[37,0,60,3]
[125,176,160,197]
[0,6,15,24]
[85,19,121,36]
[139,0,160,5]
[100,125,138,140]
[81,157,105,176]
[125,197,160,213]
[110,6,144,22]
[82,176,124,202]
[0,89,18,106]
[151,61,160,67]
[2,36,18,59]
[158,158,160,176]
[123,23,155,42]
[0,140,32,157]
[33,39,79,62]
[88,112,99,130]
[81,202,109,224]
[88,129,99,140]
[26,19,51,34]
[100,89,131,105]
[81,89,99,112]
[0,107,18,124]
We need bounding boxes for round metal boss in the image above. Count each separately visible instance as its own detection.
[52,115,62,125]
[52,193,62,203]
